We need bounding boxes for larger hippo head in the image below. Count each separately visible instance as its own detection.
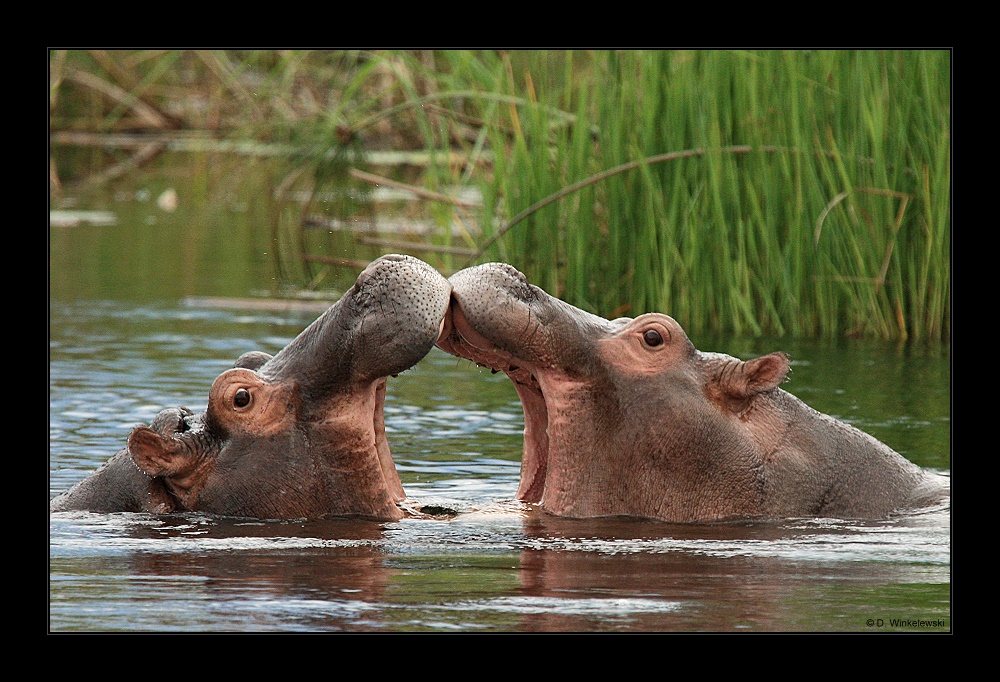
[438,262,942,522]
[52,254,452,521]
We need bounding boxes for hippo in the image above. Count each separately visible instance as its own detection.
[437,262,947,523]
[50,254,452,521]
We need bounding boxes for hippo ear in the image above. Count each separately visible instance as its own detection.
[128,426,198,478]
[234,351,273,370]
[719,352,790,400]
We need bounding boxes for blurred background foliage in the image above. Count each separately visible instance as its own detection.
[49,49,950,341]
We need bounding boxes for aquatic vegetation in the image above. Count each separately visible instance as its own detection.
[49,49,950,341]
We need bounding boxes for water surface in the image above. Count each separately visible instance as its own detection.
[49,154,950,632]
[49,299,950,632]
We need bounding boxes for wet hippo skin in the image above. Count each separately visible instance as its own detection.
[50,255,452,521]
[437,262,948,522]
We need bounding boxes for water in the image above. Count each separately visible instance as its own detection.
[48,300,950,632]
[49,153,949,632]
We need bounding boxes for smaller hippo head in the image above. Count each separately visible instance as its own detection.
[53,254,452,521]
[127,364,305,514]
[438,262,934,522]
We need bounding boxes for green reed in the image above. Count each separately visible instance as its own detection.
[50,50,949,341]
[402,50,950,341]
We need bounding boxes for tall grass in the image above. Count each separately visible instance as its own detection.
[50,50,950,341]
[428,50,949,342]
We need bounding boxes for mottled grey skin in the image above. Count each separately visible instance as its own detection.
[438,262,947,522]
[50,255,452,521]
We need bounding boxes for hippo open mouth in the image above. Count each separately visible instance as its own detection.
[53,254,452,520]
[371,376,393,491]
[437,295,550,504]
[436,262,948,522]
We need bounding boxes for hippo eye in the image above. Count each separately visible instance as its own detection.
[233,388,252,408]
[642,329,664,347]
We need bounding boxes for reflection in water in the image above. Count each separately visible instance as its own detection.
[511,507,949,632]
[52,513,400,632]
[49,301,950,632]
